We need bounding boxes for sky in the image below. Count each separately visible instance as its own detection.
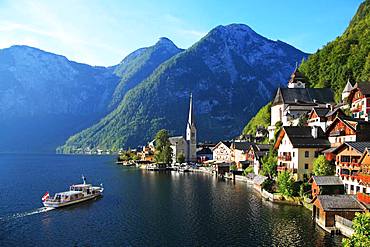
[0,0,364,66]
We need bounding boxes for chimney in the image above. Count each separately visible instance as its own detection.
[313,99,317,103]
[311,126,318,139]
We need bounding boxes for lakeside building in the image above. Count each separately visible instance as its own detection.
[307,107,345,132]
[230,141,253,170]
[245,144,270,175]
[268,68,334,140]
[333,142,370,195]
[312,195,365,231]
[169,136,188,164]
[212,141,232,162]
[347,82,370,121]
[274,126,331,181]
[310,176,344,198]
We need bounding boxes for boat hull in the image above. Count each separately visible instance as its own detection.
[43,193,102,208]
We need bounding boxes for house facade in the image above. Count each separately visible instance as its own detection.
[348,82,370,121]
[213,141,232,162]
[169,136,188,164]
[274,126,330,181]
[231,141,252,170]
[246,144,270,175]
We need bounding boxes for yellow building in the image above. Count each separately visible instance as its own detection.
[274,126,330,181]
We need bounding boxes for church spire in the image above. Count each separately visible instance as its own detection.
[188,93,194,127]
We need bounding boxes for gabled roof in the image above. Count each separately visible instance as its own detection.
[332,142,370,155]
[359,148,370,164]
[325,107,344,118]
[312,176,343,186]
[214,141,232,149]
[275,126,330,149]
[272,88,334,106]
[348,81,370,101]
[309,107,330,119]
[326,116,370,134]
[314,195,365,211]
[196,147,213,155]
[232,141,252,151]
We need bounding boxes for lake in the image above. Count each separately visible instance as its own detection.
[0,154,342,246]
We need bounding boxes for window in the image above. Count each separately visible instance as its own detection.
[356,186,360,192]
[292,152,295,157]
[314,151,319,158]
[305,163,309,169]
[350,185,354,192]
[305,151,309,158]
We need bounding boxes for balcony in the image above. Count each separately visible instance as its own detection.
[357,193,370,204]
[340,174,359,181]
[278,155,292,161]
[356,173,370,184]
[338,162,361,169]
[330,129,345,137]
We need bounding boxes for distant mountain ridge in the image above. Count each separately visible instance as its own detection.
[109,37,183,109]
[59,23,308,153]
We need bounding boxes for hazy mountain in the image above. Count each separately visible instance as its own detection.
[59,24,308,152]
[0,45,119,152]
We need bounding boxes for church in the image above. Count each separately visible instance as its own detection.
[169,94,197,164]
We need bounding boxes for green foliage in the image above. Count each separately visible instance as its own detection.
[242,102,272,135]
[277,171,294,197]
[299,182,311,198]
[176,153,185,164]
[261,179,275,193]
[299,0,370,101]
[230,165,237,171]
[343,212,370,247]
[118,149,139,161]
[243,166,254,176]
[261,147,278,179]
[154,129,172,164]
[297,114,308,127]
[313,155,334,176]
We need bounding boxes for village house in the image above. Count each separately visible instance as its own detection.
[310,176,344,198]
[231,141,253,170]
[347,81,370,121]
[245,144,270,175]
[356,148,370,204]
[255,126,268,143]
[312,195,365,231]
[212,141,232,162]
[196,143,215,163]
[307,107,345,132]
[326,116,370,147]
[268,68,334,140]
[333,142,370,195]
[274,126,331,181]
[169,136,188,164]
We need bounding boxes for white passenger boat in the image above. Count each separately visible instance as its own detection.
[42,176,104,208]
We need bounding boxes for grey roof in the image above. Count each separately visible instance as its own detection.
[255,144,270,151]
[283,126,330,148]
[312,176,343,186]
[355,81,370,96]
[313,107,330,117]
[339,142,370,154]
[196,147,213,155]
[219,141,232,148]
[316,195,364,211]
[272,88,334,106]
[169,136,185,145]
[232,141,252,151]
[325,107,344,118]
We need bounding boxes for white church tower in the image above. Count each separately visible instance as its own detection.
[186,93,197,163]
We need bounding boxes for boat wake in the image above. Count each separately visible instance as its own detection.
[0,207,54,221]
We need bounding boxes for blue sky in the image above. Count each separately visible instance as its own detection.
[0,0,363,66]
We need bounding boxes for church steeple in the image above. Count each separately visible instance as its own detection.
[186,93,197,162]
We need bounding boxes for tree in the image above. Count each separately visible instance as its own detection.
[343,212,370,247]
[243,166,254,176]
[261,147,278,179]
[230,164,237,171]
[313,155,334,176]
[177,153,185,164]
[154,129,172,164]
[277,171,294,197]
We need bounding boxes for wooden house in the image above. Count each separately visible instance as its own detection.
[212,141,232,162]
[312,195,365,230]
[310,176,344,198]
[348,82,370,121]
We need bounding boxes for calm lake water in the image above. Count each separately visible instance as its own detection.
[0,154,342,246]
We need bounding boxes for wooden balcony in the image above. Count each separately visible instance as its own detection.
[278,155,292,161]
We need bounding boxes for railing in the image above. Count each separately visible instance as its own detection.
[338,162,362,168]
[335,215,353,228]
[356,174,370,184]
[357,192,370,204]
[330,130,345,137]
[278,155,292,161]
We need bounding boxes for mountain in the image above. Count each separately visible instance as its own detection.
[242,0,370,136]
[59,24,308,153]
[0,45,120,152]
[299,0,370,101]
[109,37,183,109]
